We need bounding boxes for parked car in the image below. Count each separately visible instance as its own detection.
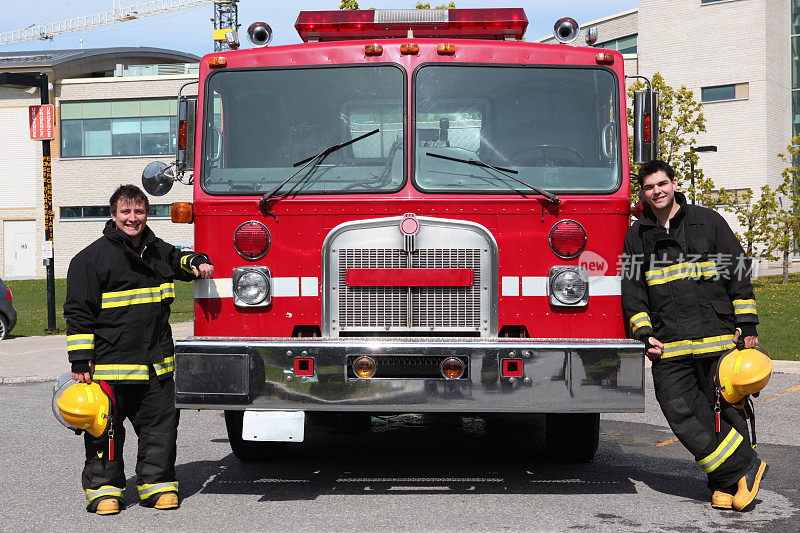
[0,278,17,340]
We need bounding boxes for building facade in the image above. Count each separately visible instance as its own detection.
[0,48,198,278]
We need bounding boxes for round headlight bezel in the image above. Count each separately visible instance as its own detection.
[234,220,271,261]
[234,268,270,305]
[551,269,587,305]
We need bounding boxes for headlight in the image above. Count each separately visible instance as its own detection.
[233,267,271,306]
[549,267,588,306]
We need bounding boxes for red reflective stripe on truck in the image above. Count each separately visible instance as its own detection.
[346,268,473,287]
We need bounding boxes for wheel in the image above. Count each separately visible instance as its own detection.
[545,413,599,462]
[0,314,7,340]
[509,144,586,166]
[224,410,288,462]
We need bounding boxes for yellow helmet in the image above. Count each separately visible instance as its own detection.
[52,373,110,438]
[715,347,773,404]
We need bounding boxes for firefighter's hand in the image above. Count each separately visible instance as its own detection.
[733,329,759,349]
[192,263,214,279]
[646,337,664,361]
[72,362,94,383]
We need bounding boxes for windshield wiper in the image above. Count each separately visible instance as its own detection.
[259,129,380,216]
[425,151,561,205]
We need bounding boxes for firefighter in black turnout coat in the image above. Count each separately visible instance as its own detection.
[622,161,767,511]
[64,185,214,515]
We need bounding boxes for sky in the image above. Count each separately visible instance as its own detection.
[0,1,637,57]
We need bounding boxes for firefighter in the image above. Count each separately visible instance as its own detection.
[621,160,767,511]
[64,184,214,515]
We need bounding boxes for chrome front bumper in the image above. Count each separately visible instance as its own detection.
[174,337,645,413]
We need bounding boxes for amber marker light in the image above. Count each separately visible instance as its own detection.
[440,357,465,380]
[353,356,376,379]
[364,43,383,56]
[208,56,228,68]
[400,43,419,54]
[595,52,614,65]
[171,202,193,223]
[437,43,456,55]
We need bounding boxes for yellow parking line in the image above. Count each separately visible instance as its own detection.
[758,385,800,405]
[654,436,679,447]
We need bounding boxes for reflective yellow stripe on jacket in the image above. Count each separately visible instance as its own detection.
[180,254,194,275]
[629,312,652,336]
[661,334,736,359]
[138,481,179,500]
[697,428,743,473]
[66,333,95,352]
[732,299,757,316]
[93,356,174,380]
[101,283,175,309]
[645,261,718,286]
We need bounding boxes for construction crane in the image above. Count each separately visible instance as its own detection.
[0,0,238,47]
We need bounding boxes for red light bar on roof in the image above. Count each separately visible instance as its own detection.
[295,8,528,42]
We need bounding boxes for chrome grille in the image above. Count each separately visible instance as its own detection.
[338,248,481,331]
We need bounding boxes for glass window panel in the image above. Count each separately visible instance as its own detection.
[60,120,83,157]
[702,85,736,102]
[112,118,141,155]
[617,35,637,54]
[169,99,178,114]
[794,0,800,35]
[142,116,171,154]
[83,206,109,218]
[792,91,800,139]
[141,99,170,116]
[414,65,620,193]
[793,37,800,89]
[60,206,82,218]
[150,204,171,217]
[60,103,82,119]
[83,119,111,156]
[83,101,111,119]
[111,100,140,117]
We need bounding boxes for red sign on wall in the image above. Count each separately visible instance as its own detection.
[29,104,54,140]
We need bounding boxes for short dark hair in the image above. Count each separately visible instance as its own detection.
[110,184,149,215]
[637,160,675,185]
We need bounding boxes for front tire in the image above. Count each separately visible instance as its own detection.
[0,314,8,340]
[545,413,600,462]
[224,410,288,462]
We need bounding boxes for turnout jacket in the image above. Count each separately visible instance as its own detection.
[65,220,210,383]
[621,192,758,359]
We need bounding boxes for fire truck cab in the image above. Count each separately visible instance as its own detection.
[144,8,649,463]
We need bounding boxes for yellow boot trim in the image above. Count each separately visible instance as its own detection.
[138,481,179,500]
[697,428,743,473]
[85,485,124,504]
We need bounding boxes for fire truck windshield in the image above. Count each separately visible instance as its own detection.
[414,65,621,194]
[202,65,404,195]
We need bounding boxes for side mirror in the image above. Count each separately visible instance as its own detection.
[633,90,659,163]
[177,97,197,174]
[142,161,174,196]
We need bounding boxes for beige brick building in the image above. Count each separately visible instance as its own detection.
[0,48,197,279]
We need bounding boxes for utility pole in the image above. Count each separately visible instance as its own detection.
[40,71,57,333]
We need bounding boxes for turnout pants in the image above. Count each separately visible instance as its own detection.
[652,354,757,489]
[82,368,179,511]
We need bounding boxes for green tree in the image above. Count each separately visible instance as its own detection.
[765,138,800,283]
[416,2,456,8]
[340,0,359,9]
[716,185,777,258]
[627,73,712,206]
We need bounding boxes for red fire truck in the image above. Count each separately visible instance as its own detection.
[143,8,656,463]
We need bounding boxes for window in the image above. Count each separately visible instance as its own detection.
[793,1,800,139]
[708,188,750,206]
[701,83,748,103]
[60,99,178,158]
[60,204,172,219]
[594,34,637,54]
